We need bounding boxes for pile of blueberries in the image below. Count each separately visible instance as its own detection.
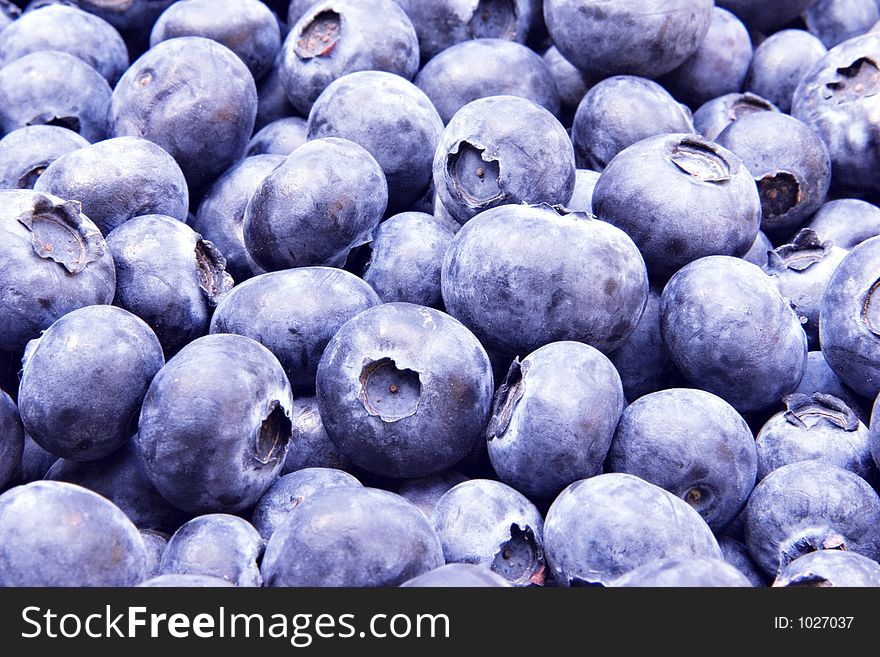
[3,0,880,589]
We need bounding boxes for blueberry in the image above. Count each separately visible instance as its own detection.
[0,0,17,31]
[0,190,115,353]
[431,479,544,586]
[692,92,779,142]
[307,70,444,212]
[607,388,757,531]
[261,486,444,587]
[397,0,537,62]
[415,38,560,125]
[773,549,880,587]
[792,33,880,195]
[280,0,418,116]
[657,8,753,110]
[159,514,263,587]
[746,30,827,114]
[544,473,721,586]
[718,536,769,587]
[401,563,511,588]
[71,0,177,58]
[0,125,88,190]
[139,573,234,587]
[0,50,111,142]
[0,390,23,491]
[870,390,880,471]
[572,76,694,172]
[794,351,868,421]
[742,231,774,268]
[16,432,54,484]
[151,0,281,80]
[804,0,879,49]
[805,198,880,249]
[745,461,880,577]
[717,0,818,33]
[542,46,588,127]
[609,557,752,587]
[18,305,163,462]
[191,155,282,284]
[820,236,880,399]
[361,212,455,308]
[593,135,761,281]
[565,169,600,214]
[0,480,146,586]
[487,342,624,500]
[245,116,307,156]
[660,256,808,413]
[109,36,257,196]
[442,203,648,356]
[396,471,469,518]
[287,0,321,24]
[137,333,294,515]
[140,529,167,580]
[44,438,188,533]
[765,230,848,350]
[434,96,574,225]
[251,467,362,541]
[755,393,874,482]
[255,53,296,131]
[282,396,351,474]
[107,214,234,356]
[316,302,494,478]
[33,136,189,235]
[243,137,387,271]
[0,4,128,84]
[544,0,713,79]
[716,113,832,238]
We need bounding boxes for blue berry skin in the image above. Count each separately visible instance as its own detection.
[261,486,444,587]
[544,473,721,586]
[0,190,116,353]
[0,50,111,142]
[657,8,752,110]
[805,198,880,250]
[820,236,880,399]
[872,395,880,473]
[245,116,306,156]
[692,92,779,142]
[544,0,713,80]
[434,96,574,225]
[543,46,589,128]
[255,53,296,131]
[401,563,511,588]
[572,76,695,172]
[805,0,879,49]
[793,33,880,196]
[18,305,163,462]
[565,169,600,213]
[107,214,233,357]
[609,557,752,587]
[16,432,55,485]
[773,550,880,587]
[397,0,538,62]
[443,204,647,357]
[0,0,18,31]
[396,471,469,519]
[71,0,176,58]
[742,231,774,269]
[137,334,294,515]
[151,0,281,81]
[191,154,283,284]
[139,574,233,587]
[0,390,23,491]
[660,256,808,414]
[244,138,386,271]
[307,71,444,213]
[251,467,362,541]
[45,438,188,533]
[0,4,128,83]
[140,530,167,580]
[287,0,321,24]
[282,396,351,474]
[718,536,769,587]
[0,480,147,586]
[745,461,880,577]
[109,36,257,196]
[159,514,263,587]
[487,342,624,500]
[34,136,189,236]
[0,125,88,190]
[592,134,761,281]
[316,303,494,479]
[793,352,868,422]
[756,393,874,482]
[362,212,455,308]
[280,0,418,116]
[415,39,560,125]
[607,388,757,531]
[210,267,381,393]
[746,30,827,114]
[717,0,817,33]
[432,479,545,586]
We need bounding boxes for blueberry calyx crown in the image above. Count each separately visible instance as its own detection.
[17,194,104,274]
